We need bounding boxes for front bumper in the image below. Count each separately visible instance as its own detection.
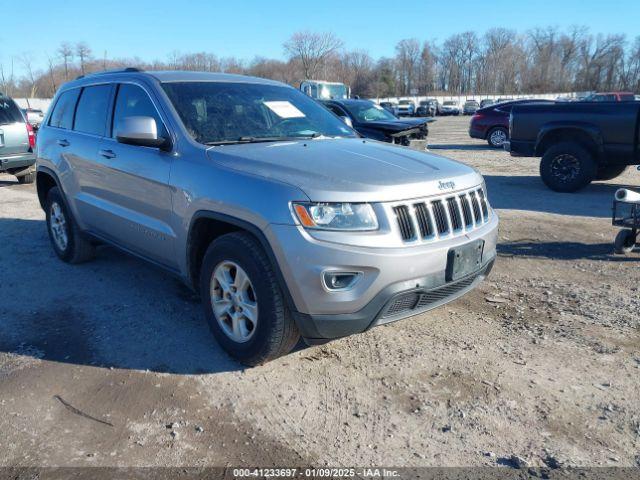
[0,152,36,172]
[266,213,499,341]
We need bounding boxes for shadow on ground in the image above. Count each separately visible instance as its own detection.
[0,218,309,375]
[430,144,496,151]
[485,175,639,218]
[498,241,638,261]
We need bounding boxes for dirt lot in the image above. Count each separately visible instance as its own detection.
[1,116,639,472]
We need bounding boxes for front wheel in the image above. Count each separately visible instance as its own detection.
[200,232,300,366]
[539,142,597,193]
[487,127,508,148]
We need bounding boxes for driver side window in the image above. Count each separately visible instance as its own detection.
[112,84,168,139]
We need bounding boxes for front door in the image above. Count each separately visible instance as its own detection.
[92,83,176,267]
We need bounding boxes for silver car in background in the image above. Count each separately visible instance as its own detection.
[36,70,498,365]
[0,93,36,183]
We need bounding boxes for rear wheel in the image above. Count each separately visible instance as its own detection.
[596,164,627,181]
[487,127,508,148]
[45,187,95,263]
[17,172,35,184]
[540,142,597,193]
[614,229,636,255]
[200,232,300,366]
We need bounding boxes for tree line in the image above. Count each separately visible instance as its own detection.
[2,27,639,99]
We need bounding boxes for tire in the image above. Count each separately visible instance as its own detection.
[45,187,95,263]
[17,172,35,184]
[539,142,597,193]
[614,229,636,255]
[596,164,627,181]
[487,127,508,148]
[200,231,300,366]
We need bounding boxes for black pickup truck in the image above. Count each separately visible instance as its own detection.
[507,102,640,192]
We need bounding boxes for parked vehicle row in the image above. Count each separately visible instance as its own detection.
[0,92,36,183]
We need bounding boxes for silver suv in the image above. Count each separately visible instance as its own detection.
[36,69,498,365]
[0,93,36,183]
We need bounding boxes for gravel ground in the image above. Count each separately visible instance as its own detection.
[1,116,639,472]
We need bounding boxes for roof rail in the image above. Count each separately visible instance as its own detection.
[75,67,143,80]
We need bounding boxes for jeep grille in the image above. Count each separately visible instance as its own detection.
[391,187,490,243]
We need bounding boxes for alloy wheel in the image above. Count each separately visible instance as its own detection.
[49,202,69,251]
[210,261,258,343]
[550,154,581,183]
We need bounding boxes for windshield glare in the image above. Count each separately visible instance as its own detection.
[345,102,397,122]
[320,84,347,99]
[162,82,356,144]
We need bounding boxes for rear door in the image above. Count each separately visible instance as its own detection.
[0,97,28,157]
[92,82,176,267]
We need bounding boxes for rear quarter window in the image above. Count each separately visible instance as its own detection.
[49,89,81,129]
[0,97,24,125]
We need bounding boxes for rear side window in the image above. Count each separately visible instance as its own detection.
[49,89,80,129]
[112,84,167,138]
[74,85,112,136]
[0,97,25,125]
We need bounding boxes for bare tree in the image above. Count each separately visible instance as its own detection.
[283,31,343,79]
[21,54,39,97]
[76,42,92,75]
[58,42,73,80]
[395,39,421,94]
[0,57,16,96]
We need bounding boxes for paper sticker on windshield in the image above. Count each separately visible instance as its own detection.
[264,101,305,119]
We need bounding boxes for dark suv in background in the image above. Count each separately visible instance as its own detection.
[0,92,36,183]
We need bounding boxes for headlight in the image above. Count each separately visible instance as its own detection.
[292,202,378,231]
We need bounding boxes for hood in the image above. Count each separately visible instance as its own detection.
[206,138,482,202]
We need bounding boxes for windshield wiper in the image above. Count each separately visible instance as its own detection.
[205,134,323,146]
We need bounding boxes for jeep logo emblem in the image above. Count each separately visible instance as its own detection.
[438,180,456,190]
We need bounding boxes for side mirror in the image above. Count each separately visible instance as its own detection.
[341,116,353,128]
[115,116,170,150]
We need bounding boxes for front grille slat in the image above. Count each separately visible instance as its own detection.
[392,187,490,243]
[478,189,489,220]
[431,200,449,235]
[413,203,433,238]
[446,197,462,231]
[393,205,416,240]
[470,191,482,223]
[460,194,473,227]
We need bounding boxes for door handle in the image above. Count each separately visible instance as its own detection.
[99,149,116,159]
[57,139,70,147]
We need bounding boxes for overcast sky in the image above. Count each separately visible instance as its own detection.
[2,0,639,76]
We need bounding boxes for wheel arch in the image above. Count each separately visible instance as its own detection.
[36,166,63,210]
[185,211,298,313]
[535,124,603,159]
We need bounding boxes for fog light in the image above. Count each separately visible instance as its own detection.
[323,271,361,291]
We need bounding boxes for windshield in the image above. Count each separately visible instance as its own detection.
[317,83,347,100]
[444,101,457,106]
[344,102,397,122]
[162,82,356,144]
